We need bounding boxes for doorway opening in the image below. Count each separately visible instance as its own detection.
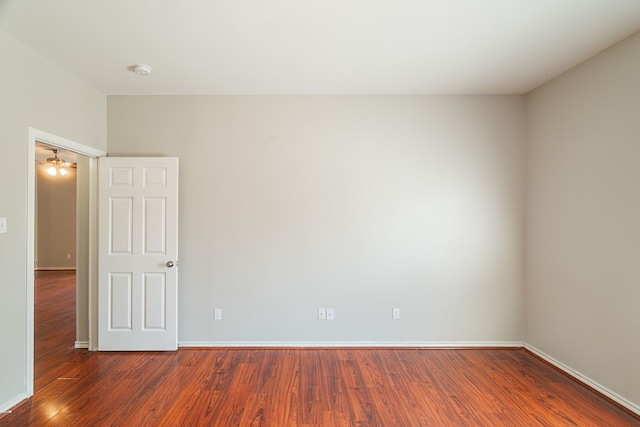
[35,142,85,348]
[26,127,105,396]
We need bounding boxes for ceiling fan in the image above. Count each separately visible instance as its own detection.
[39,148,76,177]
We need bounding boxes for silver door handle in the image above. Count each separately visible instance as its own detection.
[166,261,175,268]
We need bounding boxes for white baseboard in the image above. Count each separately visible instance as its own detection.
[0,391,31,415]
[524,343,640,417]
[179,340,523,348]
[74,341,89,349]
[35,267,76,271]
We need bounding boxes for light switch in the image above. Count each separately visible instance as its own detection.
[0,217,6,234]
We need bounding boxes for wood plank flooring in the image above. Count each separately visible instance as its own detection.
[1,271,638,426]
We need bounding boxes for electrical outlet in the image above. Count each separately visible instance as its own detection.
[318,308,326,320]
[214,308,222,320]
[66,253,71,259]
[392,308,400,320]
[326,308,335,321]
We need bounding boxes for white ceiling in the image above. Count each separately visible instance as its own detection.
[1,0,640,95]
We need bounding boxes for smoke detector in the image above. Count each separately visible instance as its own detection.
[131,64,152,76]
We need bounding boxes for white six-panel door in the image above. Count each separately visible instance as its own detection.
[98,157,178,351]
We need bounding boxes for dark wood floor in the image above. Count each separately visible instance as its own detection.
[1,271,638,426]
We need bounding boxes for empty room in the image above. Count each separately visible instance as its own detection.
[1,1,639,425]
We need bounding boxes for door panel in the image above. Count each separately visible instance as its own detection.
[110,198,133,254]
[142,273,166,330]
[143,197,166,254]
[98,157,178,351]
[109,273,132,330]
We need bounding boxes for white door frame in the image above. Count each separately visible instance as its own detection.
[26,127,105,394]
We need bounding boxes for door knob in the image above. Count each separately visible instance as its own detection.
[166,261,175,268]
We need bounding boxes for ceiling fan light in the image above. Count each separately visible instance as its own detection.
[45,148,69,177]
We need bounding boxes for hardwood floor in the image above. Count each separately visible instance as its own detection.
[1,271,638,426]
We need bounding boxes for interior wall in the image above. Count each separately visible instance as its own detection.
[107,95,525,345]
[0,30,106,411]
[36,166,77,269]
[525,32,640,409]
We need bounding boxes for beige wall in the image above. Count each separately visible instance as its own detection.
[36,167,76,269]
[525,32,640,410]
[0,30,106,410]
[107,95,525,345]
